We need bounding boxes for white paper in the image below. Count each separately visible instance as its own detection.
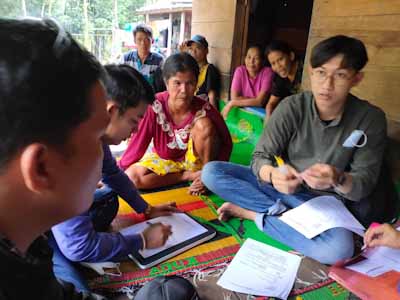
[279,196,365,239]
[346,258,393,277]
[119,213,207,258]
[217,238,301,299]
[345,227,400,276]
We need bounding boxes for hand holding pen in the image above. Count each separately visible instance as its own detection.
[142,221,173,249]
[364,222,400,249]
[270,155,302,195]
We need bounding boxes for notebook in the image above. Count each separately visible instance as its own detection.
[119,212,216,269]
[329,255,400,300]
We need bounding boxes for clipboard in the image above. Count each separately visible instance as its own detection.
[119,212,216,269]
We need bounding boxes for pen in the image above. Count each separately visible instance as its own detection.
[361,222,381,250]
[274,155,288,174]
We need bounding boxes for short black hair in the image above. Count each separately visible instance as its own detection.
[133,24,153,39]
[104,64,154,114]
[265,40,295,57]
[162,52,199,82]
[0,18,104,170]
[310,35,368,71]
[246,44,265,63]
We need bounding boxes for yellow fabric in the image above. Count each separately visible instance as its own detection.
[195,63,209,94]
[134,138,202,176]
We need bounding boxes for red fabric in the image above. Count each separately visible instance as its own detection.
[119,91,232,170]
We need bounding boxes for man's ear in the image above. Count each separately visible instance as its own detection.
[107,101,119,117]
[351,72,364,87]
[20,144,53,193]
[290,51,295,61]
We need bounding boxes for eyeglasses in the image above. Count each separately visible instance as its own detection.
[311,69,355,86]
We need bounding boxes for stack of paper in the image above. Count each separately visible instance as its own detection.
[347,229,400,277]
[279,196,365,239]
[217,238,301,299]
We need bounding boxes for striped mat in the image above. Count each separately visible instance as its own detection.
[87,187,242,294]
[87,187,352,299]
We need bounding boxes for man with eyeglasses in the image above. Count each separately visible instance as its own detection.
[201,35,396,265]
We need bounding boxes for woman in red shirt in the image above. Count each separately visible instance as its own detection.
[119,53,232,195]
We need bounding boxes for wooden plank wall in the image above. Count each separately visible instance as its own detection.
[303,0,400,135]
[191,0,238,100]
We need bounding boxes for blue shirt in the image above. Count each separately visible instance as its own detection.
[51,144,149,262]
[121,50,164,92]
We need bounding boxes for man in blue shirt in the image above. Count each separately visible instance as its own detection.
[50,64,178,292]
[121,24,165,93]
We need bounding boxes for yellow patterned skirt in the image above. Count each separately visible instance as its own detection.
[135,139,202,176]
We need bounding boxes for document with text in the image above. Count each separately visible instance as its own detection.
[279,196,365,239]
[217,238,301,299]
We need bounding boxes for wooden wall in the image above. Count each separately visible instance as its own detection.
[191,0,238,100]
[303,0,400,134]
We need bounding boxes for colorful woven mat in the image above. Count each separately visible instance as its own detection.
[87,187,242,294]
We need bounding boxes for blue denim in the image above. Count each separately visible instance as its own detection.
[49,186,118,292]
[201,161,354,264]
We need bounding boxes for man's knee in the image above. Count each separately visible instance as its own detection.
[313,230,354,264]
[201,161,224,189]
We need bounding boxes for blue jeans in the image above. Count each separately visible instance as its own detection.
[201,161,354,264]
[49,186,118,292]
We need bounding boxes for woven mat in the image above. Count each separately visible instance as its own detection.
[87,187,241,294]
[86,187,352,299]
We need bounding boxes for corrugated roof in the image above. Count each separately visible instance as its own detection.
[137,0,192,13]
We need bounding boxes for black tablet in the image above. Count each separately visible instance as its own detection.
[119,212,216,269]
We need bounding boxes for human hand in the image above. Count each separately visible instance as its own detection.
[221,102,233,119]
[270,164,302,194]
[146,203,180,219]
[301,163,341,190]
[96,181,104,189]
[142,222,172,249]
[179,41,189,52]
[364,223,400,249]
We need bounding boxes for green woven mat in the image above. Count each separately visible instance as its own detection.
[220,101,264,166]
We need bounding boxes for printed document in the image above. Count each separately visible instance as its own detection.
[217,238,301,299]
[279,196,365,239]
[119,213,207,258]
[346,227,400,277]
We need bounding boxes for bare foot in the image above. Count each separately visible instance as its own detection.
[188,177,207,195]
[217,202,257,222]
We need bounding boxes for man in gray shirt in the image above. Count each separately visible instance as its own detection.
[201,35,395,265]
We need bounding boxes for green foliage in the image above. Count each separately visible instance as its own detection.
[0,0,146,33]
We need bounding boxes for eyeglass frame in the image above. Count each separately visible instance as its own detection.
[310,67,358,86]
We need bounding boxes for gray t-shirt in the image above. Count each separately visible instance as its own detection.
[251,91,387,202]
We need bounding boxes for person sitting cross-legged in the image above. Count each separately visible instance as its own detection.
[50,64,178,292]
[201,35,396,265]
[120,53,232,196]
